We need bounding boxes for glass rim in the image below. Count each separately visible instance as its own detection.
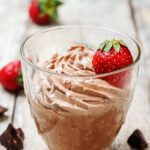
[20,25,141,78]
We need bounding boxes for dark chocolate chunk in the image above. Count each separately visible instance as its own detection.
[127,129,148,150]
[0,124,24,150]
[0,105,8,116]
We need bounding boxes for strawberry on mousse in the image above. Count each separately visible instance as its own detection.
[92,40,133,88]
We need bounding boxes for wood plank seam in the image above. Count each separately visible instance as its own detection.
[11,93,19,123]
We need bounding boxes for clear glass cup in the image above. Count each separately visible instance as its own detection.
[20,25,141,150]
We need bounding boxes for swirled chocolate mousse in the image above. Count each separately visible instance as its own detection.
[27,43,131,150]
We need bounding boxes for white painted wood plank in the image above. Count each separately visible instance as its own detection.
[0,87,15,150]
[112,0,150,149]
[59,0,135,36]
[13,93,48,150]
[0,0,30,149]
[12,0,150,150]
[0,0,30,66]
[0,0,29,137]
[133,0,150,78]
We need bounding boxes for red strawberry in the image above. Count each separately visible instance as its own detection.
[29,0,63,25]
[0,60,23,92]
[92,40,133,88]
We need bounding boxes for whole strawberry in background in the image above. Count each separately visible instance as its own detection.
[92,40,133,88]
[29,0,63,25]
[0,60,23,92]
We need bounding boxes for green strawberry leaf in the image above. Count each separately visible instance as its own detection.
[52,0,63,6]
[104,41,113,52]
[39,0,62,21]
[119,40,127,46]
[113,42,120,52]
[51,11,58,20]
[99,40,109,50]
[17,70,23,87]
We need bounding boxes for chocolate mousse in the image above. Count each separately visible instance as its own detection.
[25,46,130,150]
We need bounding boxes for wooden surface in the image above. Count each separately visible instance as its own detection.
[0,0,150,149]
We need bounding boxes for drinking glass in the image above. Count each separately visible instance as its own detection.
[20,25,141,150]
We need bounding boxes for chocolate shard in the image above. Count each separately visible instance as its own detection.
[127,129,148,150]
[0,105,8,116]
[0,124,24,150]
